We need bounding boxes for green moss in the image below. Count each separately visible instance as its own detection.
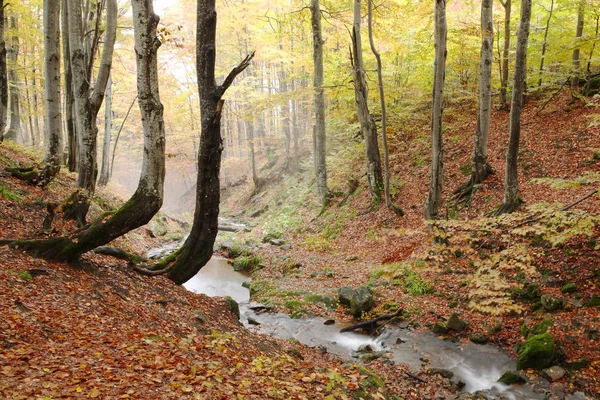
[9,270,33,280]
[469,333,489,344]
[305,294,338,310]
[516,333,555,370]
[432,322,448,334]
[586,295,600,307]
[0,183,21,200]
[561,282,578,294]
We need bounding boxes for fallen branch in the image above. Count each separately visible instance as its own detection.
[513,187,599,229]
[339,309,403,333]
[404,372,427,383]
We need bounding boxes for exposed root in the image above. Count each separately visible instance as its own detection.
[93,246,147,264]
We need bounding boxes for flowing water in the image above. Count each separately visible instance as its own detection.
[181,257,587,400]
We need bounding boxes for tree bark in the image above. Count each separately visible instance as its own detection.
[498,0,532,214]
[98,75,112,186]
[62,0,77,171]
[571,0,586,95]
[537,0,554,87]
[5,17,20,142]
[367,0,394,210]
[10,0,165,263]
[166,0,253,285]
[499,0,511,111]
[0,0,6,142]
[39,0,63,187]
[352,0,383,203]
[310,0,329,206]
[67,0,116,225]
[456,0,493,200]
[424,0,447,221]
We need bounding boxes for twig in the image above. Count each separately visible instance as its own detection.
[404,372,427,383]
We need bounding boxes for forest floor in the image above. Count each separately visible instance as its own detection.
[0,91,598,400]
[0,145,403,399]
[218,92,600,399]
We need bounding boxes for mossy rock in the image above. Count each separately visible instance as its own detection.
[566,358,589,371]
[586,295,600,307]
[516,333,555,370]
[446,313,467,332]
[432,322,448,334]
[540,295,565,312]
[561,282,577,294]
[497,370,526,385]
[426,368,454,379]
[522,318,554,338]
[338,286,354,307]
[514,283,541,301]
[350,286,375,317]
[469,333,489,344]
[224,296,240,320]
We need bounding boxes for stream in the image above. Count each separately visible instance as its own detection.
[179,256,588,400]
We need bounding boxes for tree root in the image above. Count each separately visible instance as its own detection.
[495,200,522,216]
[93,246,147,264]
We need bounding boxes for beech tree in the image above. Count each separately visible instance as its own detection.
[537,0,554,87]
[424,0,447,221]
[38,0,63,187]
[498,0,511,111]
[4,17,20,142]
[0,0,7,142]
[9,0,166,262]
[66,0,117,225]
[455,0,493,200]
[498,0,532,214]
[98,75,112,186]
[351,0,383,203]
[571,0,586,95]
[164,0,254,285]
[310,0,329,206]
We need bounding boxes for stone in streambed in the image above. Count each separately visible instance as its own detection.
[338,286,354,307]
[543,366,566,382]
[497,370,526,385]
[432,322,448,334]
[516,332,555,370]
[446,313,467,332]
[350,286,375,317]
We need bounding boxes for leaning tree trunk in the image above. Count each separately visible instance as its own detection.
[499,0,511,111]
[66,0,116,225]
[571,0,586,95]
[5,17,20,142]
[38,0,63,187]
[537,0,554,87]
[166,0,253,285]
[455,0,493,200]
[310,0,329,206]
[8,0,165,263]
[98,75,112,186]
[498,0,532,214]
[424,0,447,221]
[352,0,383,203]
[0,0,6,142]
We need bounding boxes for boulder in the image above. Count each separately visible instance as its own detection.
[350,286,375,317]
[541,295,565,312]
[432,322,448,334]
[224,296,240,320]
[338,287,354,307]
[497,370,526,385]
[446,313,467,332]
[543,366,566,382]
[516,333,555,370]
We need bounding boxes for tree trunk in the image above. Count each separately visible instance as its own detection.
[424,0,447,221]
[31,52,41,145]
[0,0,6,142]
[67,0,116,225]
[280,60,291,170]
[245,118,259,190]
[586,12,599,75]
[310,0,329,205]
[62,0,77,171]
[98,75,112,186]
[456,0,493,200]
[571,0,586,95]
[39,0,63,187]
[352,0,383,203]
[367,0,393,210]
[166,0,253,285]
[5,17,20,142]
[537,0,554,87]
[498,0,532,214]
[11,0,165,263]
[499,0,511,111]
